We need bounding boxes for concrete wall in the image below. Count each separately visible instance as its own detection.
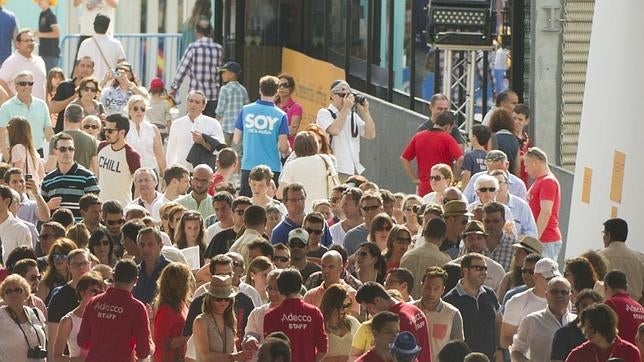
[359,94,427,194]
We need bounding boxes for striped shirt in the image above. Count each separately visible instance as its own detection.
[171,37,223,100]
[215,81,249,133]
[41,163,100,220]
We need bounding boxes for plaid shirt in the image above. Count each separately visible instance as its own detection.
[485,232,516,271]
[215,81,249,133]
[171,37,223,100]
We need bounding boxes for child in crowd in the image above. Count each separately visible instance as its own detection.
[46,67,65,126]
[460,124,490,190]
[214,61,249,147]
[208,147,238,196]
[146,78,173,142]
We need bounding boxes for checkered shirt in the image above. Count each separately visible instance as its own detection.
[171,37,223,100]
[215,81,249,133]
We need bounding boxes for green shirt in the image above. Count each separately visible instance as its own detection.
[0,96,51,149]
[48,130,97,170]
[176,193,214,219]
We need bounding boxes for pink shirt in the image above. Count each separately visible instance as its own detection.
[277,98,303,147]
[0,52,47,100]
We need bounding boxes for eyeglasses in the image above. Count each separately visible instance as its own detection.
[395,237,412,244]
[304,228,323,235]
[429,175,445,182]
[4,287,23,295]
[288,241,306,249]
[106,218,125,226]
[82,87,97,92]
[548,289,571,296]
[70,260,90,268]
[478,187,497,193]
[83,124,99,130]
[132,106,146,112]
[521,268,534,275]
[52,253,68,262]
[278,83,290,89]
[89,288,104,295]
[361,205,381,212]
[16,81,34,87]
[468,265,488,271]
[104,128,119,134]
[94,239,110,246]
[404,205,419,212]
[273,256,289,263]
[57,146,75,153]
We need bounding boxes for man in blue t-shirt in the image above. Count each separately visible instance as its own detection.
[233,75,290,197]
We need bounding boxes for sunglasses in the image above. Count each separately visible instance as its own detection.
[83,124,99,130]
[104,128,119,134]
[52,253,68,262]
[429,175,445,182]
[376,226,392,232]
[521,268,534,275]
[214,297,232,302]
[478,187,497,193]
[273,256,289,263]
[361,205,381,212]
[94,239,110,246]
[404,205,419,212]
[17,81,34,87]
[468,265,488,271]
[278,83,291,89]
[82,86,97,92]
[106,219,125,226]
[4,287,23,295]
[57,146,75,153]
[288,242,306,249]
[304,228,323,236]
[132,106,146,112]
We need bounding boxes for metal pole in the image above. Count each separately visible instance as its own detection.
[387,0,394,102]
[434,48,441,95]
[409,0,418,110]
[466,50,476,138]
[366,0,374,94]
[482,50,489,116]
[443,49,452,104]
[345,0,351,79]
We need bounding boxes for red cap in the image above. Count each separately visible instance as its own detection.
[150,78,165,91]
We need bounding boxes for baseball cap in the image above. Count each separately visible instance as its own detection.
[485,150,507,162]
[534,258,561,279]
[330,80,351,94]
[149,78,165,91]
[218,61,241,74]
[288,228,309,245]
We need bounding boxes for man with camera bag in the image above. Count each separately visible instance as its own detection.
[316,80,376,182]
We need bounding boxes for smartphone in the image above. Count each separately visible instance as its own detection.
[25,174,33,181]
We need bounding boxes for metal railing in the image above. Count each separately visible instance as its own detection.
[59,33,183,87]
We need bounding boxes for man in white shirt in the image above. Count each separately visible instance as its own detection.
[166,90,225,171]
[0,29,47,101]
[74,0,118,37]
[76,14,125,80]
[510,277,576,362]
[150,165,190,221]
[0,185,32,263]
[315,80,376,181]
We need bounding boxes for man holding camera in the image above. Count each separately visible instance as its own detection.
[316,80,376,182]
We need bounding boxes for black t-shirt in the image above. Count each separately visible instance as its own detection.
[306,245,328,261]
[52,78,78,133]
[203,228,237,259]
[183,290,254,349]
[47,283,79,323]
[299,262,321,285]
[550,319,586,360]
[38,8,59,57]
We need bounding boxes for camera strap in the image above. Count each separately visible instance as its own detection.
[5,306,44,350]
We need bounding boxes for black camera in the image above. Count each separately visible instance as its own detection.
[352,93,366,106]
[27,346,47,359]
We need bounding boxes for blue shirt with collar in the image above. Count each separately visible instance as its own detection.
[132,255,171,304]
[270,216,332,247]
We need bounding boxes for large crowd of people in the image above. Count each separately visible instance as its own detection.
[0,1,642,362]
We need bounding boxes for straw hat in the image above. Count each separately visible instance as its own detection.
[206,275,238,299]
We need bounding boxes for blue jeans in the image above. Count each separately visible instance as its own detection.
[542,240,563,261]
[42,56,60,73]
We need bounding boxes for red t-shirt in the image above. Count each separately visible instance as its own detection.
[401,129,463,196]
[565,336,641,362]
[604,293,644,344]
[389,302,432,362]
[263,297,328,361]
[527,173,561,242]
[153,304,188,362]
[518,131,532,186]
[355,349,388,362]
[77,287,151,362]
[207,172,225,196]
